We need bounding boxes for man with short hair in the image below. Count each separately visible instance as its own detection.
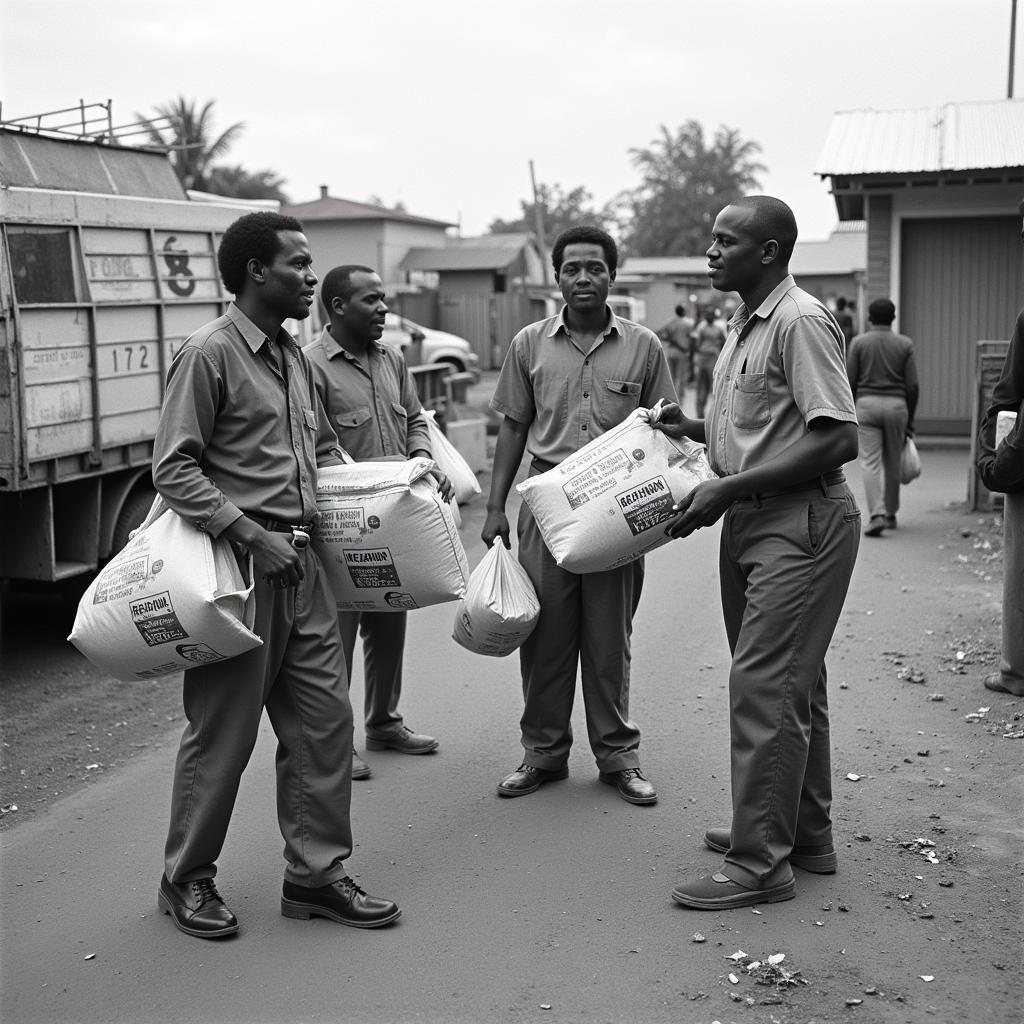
[153,213,400,938]
[653,196,860,909]
[846,297,919,536]
[483,225,677,806]
[304,265,448,778]
[657,303,695,396]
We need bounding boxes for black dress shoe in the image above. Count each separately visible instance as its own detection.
[704,827,838,873]
[158,874,239,938]
[281,877,401,928]
[599,767,658,805]
[497,763,569,797]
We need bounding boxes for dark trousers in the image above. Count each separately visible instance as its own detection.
[338,610,406,738]
[718,483,860,887]
[164,545,354,887]
[515,495,645,772]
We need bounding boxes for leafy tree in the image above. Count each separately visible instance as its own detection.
[136,97,245,191]
[489,183,606,239]
[207,164,290,204]
[612,121,766,256]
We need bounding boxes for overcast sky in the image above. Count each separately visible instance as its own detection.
[2,0,1021,244]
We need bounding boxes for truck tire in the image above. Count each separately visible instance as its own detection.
[112,489,157,553]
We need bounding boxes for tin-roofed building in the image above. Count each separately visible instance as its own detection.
[816,98,1024,435]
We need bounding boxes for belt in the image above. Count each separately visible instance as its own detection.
[742,470,847,504]
[247,515,316,548]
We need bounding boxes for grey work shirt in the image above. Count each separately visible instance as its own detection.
[302,327,430,461]
[490,306,678,465]
[152,303,344,536]
[706,275,857,477]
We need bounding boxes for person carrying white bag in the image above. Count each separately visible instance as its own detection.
[453,542,540,657]
[148,213,400,942]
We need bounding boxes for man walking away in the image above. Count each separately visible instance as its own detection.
[846,297,919,536]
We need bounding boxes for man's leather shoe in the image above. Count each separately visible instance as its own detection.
[864,515,886,537]
[365,726,438,754]
[672,865,795,910]
[983,671,1024,696]
[352,749,372,780]
[599,767,657,805]
[704,827,837,874]
[885,514,897,529]
[497,763,568,797]
[281,877,401,928]
[158,875,239,938]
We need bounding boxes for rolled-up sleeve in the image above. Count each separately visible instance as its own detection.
[152,346,242,536]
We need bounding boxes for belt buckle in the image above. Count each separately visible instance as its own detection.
[290,527,310,549]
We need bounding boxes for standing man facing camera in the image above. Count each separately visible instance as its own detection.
[153,214,400,939]
[483,226,677,806]
[652,196,860,910]
[304,265,449,779]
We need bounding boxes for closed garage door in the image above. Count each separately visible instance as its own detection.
[900,216,1023,433]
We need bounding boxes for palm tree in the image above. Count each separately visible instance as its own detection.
[136,97,245,191]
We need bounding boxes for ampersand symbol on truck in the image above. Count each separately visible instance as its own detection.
[162,236,196,297]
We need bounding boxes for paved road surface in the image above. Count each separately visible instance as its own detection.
[2,446,1021,1024]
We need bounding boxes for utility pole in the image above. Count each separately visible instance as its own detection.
[529,160,549,286]
[1010,0,1018,98]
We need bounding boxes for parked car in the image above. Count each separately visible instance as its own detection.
[381,313,480,381]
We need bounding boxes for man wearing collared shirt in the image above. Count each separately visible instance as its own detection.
[482,225,677,806]
[152,213,400,939]
[304,265,447,779]
[653,196,860,910]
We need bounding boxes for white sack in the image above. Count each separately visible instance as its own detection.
[424,409,482,505]
[68,501,261,681]
[517,408,716,573]
[315,458,469,611]
[453,542,540,657]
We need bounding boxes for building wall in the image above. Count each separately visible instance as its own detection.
[865,194,892,303]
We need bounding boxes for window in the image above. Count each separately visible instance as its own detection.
[6,228,78,304]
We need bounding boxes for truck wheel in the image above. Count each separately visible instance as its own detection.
[112,489,157,553]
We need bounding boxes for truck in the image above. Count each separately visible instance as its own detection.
[0,124,268,608]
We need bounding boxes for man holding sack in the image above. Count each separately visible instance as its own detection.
[304,265,451,778]
[482,225,677,806]
[152,215,400,938]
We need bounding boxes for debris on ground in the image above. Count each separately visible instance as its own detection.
[722,951,807,991]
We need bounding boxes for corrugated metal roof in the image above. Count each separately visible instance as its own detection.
[790,225,866,276]
[281,193,453,228]
[400,233,532,272]
[816,99,1024,176]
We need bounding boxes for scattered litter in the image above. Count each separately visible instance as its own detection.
[846,772,861,781]
[540,1004,551,1011]
[846,997,863,1006]
[728,973,740,985]
[0,804,18,817]
[726,950,747,961]
[920,975,934,982]
[85,763,101,770]
[926,693,944,702]
[723,950,807,990]
[896,666,926,684]
[84,953,96,961]
[854,833,872,842]
[692,933,706,944]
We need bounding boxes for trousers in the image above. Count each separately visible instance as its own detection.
[999,490,1024,686]
[338,610,406,738]
[164,544,354,887]
[855,394,908,520]
[718,482,860,887]
[515,494,644,772]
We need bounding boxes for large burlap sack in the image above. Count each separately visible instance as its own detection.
[517,408,716,573]
[315,458,469,611]
[68,500,261,681]
[424,409,482,505]
[452,542,540,657]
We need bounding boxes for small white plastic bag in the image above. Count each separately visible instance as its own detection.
[424,409,482,505]
[452,543,540,657]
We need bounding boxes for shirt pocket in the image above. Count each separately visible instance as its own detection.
[389,401,409,421]
[730,373,771,429]
[597,378,642,426]
[334,407,373,430]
